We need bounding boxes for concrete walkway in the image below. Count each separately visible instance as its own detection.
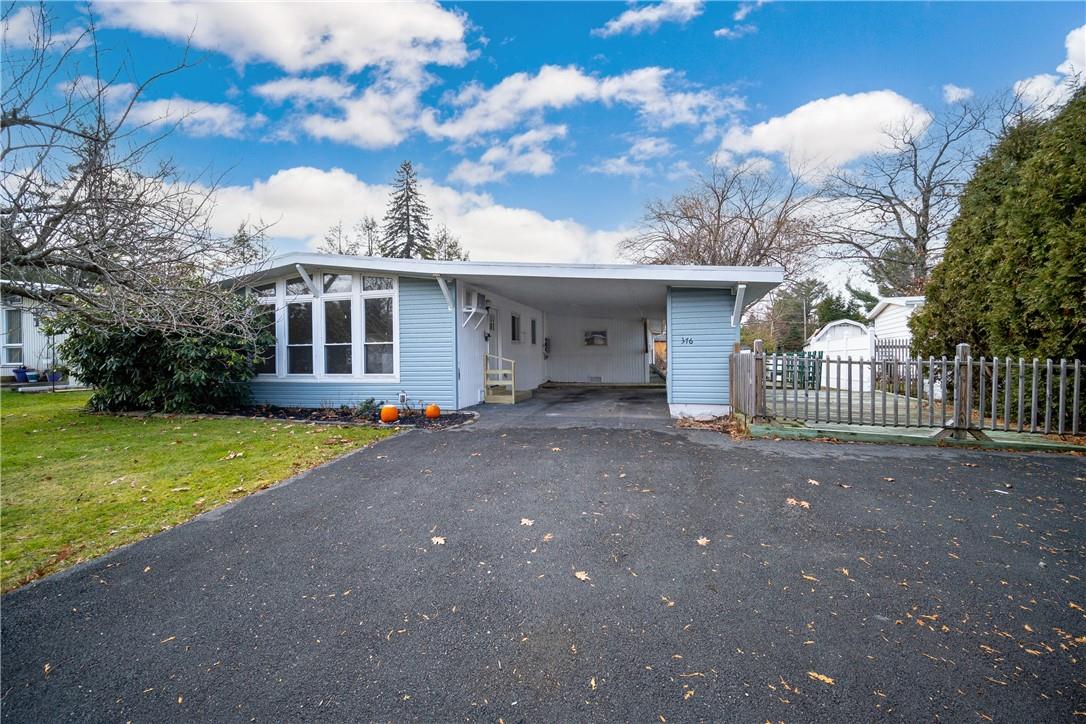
[471,385,671,430]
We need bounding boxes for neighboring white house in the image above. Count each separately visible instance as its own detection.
[868,295,925,342]
[0,292,68,382]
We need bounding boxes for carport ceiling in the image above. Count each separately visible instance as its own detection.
[458,274,670,317]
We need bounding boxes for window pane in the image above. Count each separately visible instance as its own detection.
[511,314,520,341]
[325,345,352,374]
[5,309,22,344]
[286,276,309,295]
[255,305,276,374]
[288,346,313,374]
[365,297,392,342]
[323,273,352,294]
[531,319,537,344]
[363,276,393,291]
[252,282,276,297]
[365,343,393,374]
[324,300,351,344]
[5,347,23,364]
[287,302,312,344]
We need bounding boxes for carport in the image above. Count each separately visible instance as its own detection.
[448,260,783,418]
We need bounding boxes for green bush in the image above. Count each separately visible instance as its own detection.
[57,318,270,413]
[911,88,1086,361]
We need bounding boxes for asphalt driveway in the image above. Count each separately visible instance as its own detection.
[2,421,1084,722]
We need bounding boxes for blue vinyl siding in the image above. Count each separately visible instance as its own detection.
[667,288,736,405]
[248,277,457,409]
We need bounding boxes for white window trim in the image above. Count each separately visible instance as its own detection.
[510,312,522,344]
[255,272,400,382]
[2,304,25,367]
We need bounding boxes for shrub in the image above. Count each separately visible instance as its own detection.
[57,317,271,413]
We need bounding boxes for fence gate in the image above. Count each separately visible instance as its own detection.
[730,341,1082,438]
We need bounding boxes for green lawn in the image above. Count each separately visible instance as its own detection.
[0,390,393,592]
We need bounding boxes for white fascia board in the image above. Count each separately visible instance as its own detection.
[228,252,785,286]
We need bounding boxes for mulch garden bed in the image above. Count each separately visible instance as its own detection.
[232,405,475,429]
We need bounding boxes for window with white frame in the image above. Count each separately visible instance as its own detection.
[511,313,521,343]
[251,284,277,375]
[323,273,353,374]
[258,271,397,378]
[362,276,395,374]
[2,303,23,365]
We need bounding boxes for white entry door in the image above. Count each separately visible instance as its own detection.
[487,307,502,358]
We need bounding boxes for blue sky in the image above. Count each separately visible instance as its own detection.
[7,1,1085,270]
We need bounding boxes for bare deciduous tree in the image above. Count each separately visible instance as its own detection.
[619,159,816,278]
[1,3,267,340]
[813,100,996,295]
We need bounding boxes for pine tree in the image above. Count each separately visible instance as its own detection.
[319,220,361,255]
[381,161,435,259]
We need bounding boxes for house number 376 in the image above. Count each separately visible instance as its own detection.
[679,337,694,345]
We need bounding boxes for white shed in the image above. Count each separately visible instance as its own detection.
[804,318,874,391]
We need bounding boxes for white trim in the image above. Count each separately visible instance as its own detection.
[669,403,731,419]
[730,283,746,327]
[434,274,453,311]
[294,264,320,297]
[868,295,925,321]
[230,252,784,286]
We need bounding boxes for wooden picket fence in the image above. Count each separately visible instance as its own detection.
[731,341,1082,437]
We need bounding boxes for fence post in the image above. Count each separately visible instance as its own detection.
[753,339,765,420]
[934,342,989,441]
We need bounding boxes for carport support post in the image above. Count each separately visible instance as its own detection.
[933,342,989,441]
[753,339,765,420]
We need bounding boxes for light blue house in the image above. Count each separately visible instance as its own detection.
[231,254,783,417]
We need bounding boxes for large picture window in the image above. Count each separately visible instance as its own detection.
[287,302,313,374]
[254,271,396,378]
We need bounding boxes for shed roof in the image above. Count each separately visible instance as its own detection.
[868,295,925,321]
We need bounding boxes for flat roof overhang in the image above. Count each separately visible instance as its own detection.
[227,253,784,318]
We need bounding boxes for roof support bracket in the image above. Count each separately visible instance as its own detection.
[434,274,453,311]
[294,264,320,297]
[731,283,747,327]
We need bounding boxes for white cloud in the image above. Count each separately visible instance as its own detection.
[449,125,568,185]
[629,136,674,159]
[94,1,471,76]
[1014,24,1085,112]
[421,64,739,142]
[2,5,85,49]
[299,78,427,149]
[587,135,675,177]
[714,24,756,40]
[126,97,261,138]
[716,1,766,39]
[719,90,931,172]
[252,76,354,103]
[592,0,704,38]
[733,0,768,22]
[941,83,974,103]
[210,166,624,262]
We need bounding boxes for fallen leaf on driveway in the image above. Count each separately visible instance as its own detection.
[696,537,710,546]
[802,573,819,582]
[786,497,811,510]
[43,663,52,677]
[883,477,895,482]
[551,447,562,452]
[836,483,852,489]
[807,671,835,685]
[431,536,446,545]
[542,533,554,542]
[574,570,591,581]
[590,676,597,691]
[661,595,676,608]
[808,478,820,486]
[520,518,534,527]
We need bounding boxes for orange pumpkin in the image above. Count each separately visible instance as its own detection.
[424,403,441,419]
[379,405,399,423]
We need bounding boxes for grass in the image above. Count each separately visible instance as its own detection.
[0,390,393,592]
